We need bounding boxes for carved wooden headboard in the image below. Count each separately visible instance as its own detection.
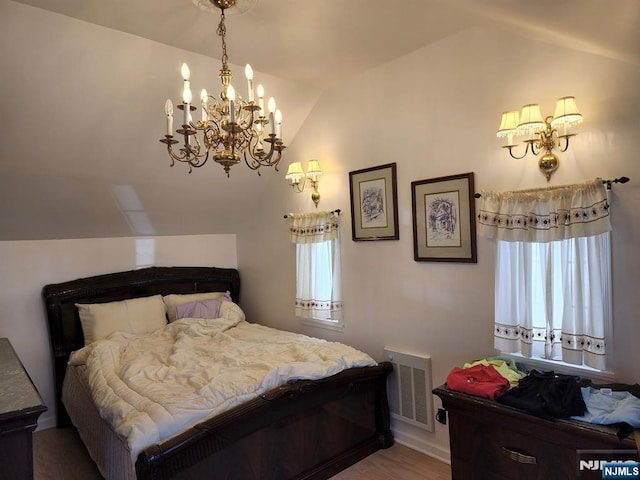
[42,266,241,426]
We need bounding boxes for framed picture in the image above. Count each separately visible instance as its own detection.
[411,172,477,262]
[349,163,399,241]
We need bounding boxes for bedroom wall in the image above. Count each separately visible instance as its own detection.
[237,26,640,459]
[0,0,312,431]
[0,0,319,241]
[1,0,639,463]
[0,234,237,429]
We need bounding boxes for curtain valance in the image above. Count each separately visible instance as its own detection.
[477,178,611,243]
[287,211,339,244]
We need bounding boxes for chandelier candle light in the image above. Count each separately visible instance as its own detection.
[160,0,285,177]
[496,96,583,181]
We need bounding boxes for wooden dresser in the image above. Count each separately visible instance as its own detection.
[433,385,638,480]
[0,338,47,480]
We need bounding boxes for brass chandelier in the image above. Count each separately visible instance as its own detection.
[160,0,285,177]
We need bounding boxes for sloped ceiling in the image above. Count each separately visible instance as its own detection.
[10,0,640,89]
[1,0,639,240]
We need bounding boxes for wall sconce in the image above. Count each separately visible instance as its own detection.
[285,160,323,207]
[497,96,583,181]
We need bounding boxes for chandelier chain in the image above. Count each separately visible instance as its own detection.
[217,9,229,68]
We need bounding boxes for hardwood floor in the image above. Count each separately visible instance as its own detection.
[331,442,452,480]
[33,427,451,480]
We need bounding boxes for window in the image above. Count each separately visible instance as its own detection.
[494,233,611,371]
[287,212,342,330]
[477,179,613,373]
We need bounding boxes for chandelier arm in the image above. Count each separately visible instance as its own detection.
[188,151,210,169]
[164,127,210,171]
[243,139,271,169]
[243,151,263,173]
[186,127,203,156]
[504,142,530,160]
[270,145,283,171]
[291,181,305,193]
[165,145,195,173]
[529,138,542,156]
[557,133,576,153]
[249,137,277,165]
[165,143,179,167]
[244,135,266,165]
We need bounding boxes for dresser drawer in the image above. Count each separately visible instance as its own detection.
[449,411,574,479]
[434,385,637,480]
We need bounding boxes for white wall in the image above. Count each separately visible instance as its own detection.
[1,0,639,462]
[0,234,237,429]
[0,0,319,240]
[238,26,640,458]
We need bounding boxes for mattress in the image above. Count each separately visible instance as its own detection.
[68,316,375,461]
[62,363,136,480]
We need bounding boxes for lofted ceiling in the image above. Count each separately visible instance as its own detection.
[1,0,639,241]
[9,0,640,90]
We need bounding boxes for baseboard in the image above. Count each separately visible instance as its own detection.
[36,413,57,431]
[390,420,451,465]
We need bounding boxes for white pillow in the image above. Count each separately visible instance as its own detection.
[219,301,246,324]
[163,292,228,323]
[76,294,167,344]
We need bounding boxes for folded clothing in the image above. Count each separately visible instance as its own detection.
[446,364,510,400]
[464,357,526,388]
[497,369,586,420]
[572,387,640,428]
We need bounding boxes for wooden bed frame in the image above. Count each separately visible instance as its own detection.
[42,266,393,480]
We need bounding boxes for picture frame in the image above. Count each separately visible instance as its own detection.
[411,172,477,263]
[349,163,399,241]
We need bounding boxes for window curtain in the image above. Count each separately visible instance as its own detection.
[287,211,342,322]
[477,179,612,370]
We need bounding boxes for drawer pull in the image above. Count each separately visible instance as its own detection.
[502,447,537,464]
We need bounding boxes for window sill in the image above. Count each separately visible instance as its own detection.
[501,353,616,384]
[298,316,344,333]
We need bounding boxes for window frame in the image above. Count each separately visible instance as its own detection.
[493,233,613,379]
[293,233,343,332]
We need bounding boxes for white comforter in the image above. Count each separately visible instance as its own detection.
[68,303,376,460]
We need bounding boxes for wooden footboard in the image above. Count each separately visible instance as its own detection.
[136,362,393,480]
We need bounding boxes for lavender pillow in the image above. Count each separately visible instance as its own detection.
[175,291,232,320]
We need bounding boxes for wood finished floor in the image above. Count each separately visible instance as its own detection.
[33,427,452,480]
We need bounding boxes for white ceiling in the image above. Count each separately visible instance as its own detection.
[2,0,639,241]
[10,0,640,90]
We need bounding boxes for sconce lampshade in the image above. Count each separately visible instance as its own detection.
[551,96,583,128]
[306,160,323,180]
[517,104,546,132]
[285,161,305,183]
[496,110,521,138]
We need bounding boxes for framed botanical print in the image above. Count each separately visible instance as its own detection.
[349,163,399,241]
[411,172,477,262]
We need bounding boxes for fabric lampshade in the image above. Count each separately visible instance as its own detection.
[285,162,305,183]
[551,96,583,128]
[518,104,546,132]
[497,110,521,138]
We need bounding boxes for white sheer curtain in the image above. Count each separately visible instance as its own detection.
[287,211,342,323]
[477,179,612,370]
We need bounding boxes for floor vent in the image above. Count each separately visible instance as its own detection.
[384,348,434,432]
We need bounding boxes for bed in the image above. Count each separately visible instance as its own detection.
[42,266,393,480]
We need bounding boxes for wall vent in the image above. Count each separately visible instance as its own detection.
[384,348,434,432]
